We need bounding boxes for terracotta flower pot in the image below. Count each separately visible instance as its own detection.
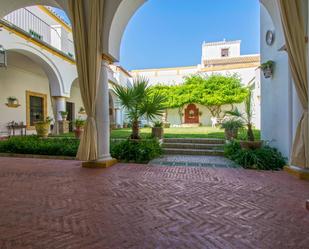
[239,140,263,150]
[224,128,238,140]
[34,123,50,138]
[74,127,84,139]
[152,127,164,139]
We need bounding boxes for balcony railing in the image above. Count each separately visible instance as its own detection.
[3,7,75,59]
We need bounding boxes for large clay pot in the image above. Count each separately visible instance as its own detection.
[152,127,164,139]
[34,123,50,138]
[240,140,263,150]
[224,128,238,140]
[74,127,84,139]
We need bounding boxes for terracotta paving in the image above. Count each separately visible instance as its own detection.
[0,157,308,249]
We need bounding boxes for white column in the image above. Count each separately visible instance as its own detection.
[96,60,112,161]
[115,108,122,128]
[54,97,66,121]
[51,97,66,135]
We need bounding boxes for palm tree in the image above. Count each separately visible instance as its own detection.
[113,77,166,139]
[226,87,255,141]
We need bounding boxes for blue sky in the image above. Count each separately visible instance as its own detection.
[120,0,260,70]
[54,0,260,71]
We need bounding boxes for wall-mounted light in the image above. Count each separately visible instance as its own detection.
[0,45,7,68]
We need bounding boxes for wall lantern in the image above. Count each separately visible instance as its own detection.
[0,45,7,68]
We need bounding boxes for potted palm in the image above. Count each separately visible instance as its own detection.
[221,118,244,140]
[114,77,166,139]
[226,88,262,149]
[34,116,52,138]
[152,121,164,139]
[74,118,86,139]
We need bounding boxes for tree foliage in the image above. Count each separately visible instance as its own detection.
[149,74,248,118]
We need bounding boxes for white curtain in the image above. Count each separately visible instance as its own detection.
[278,0,308,168]
[68,0,104,161]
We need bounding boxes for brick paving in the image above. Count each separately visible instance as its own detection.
[0,157,308,249]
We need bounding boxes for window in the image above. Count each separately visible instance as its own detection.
[26,91,47,129]
[221,48,229,57]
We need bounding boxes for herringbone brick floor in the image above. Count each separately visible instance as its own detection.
[0,157,308,249]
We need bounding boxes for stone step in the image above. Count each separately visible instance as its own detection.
[163,138,225,145]
[163,148,224,156]
[163,142,224,150]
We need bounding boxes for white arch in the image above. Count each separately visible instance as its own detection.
[7,44,63,96]
[107,0,280,62]
[106,0,146,61]
[0,0,67,19]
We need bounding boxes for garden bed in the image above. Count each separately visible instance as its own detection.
[0,136,163,163]
[224,140,286,171]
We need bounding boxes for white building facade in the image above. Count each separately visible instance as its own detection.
[131,40,261,128]
[0,6,130,136]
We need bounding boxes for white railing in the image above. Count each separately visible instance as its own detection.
[3,8,75,59]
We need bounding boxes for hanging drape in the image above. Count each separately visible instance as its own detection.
[68,0,104,161]
[278,0,308,168]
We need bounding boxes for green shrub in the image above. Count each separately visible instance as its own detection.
[0,136,79,157]
[221,118,244,130]
[111,139,162,163]
[224,141,286,170]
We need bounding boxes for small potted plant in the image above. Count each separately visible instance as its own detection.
[221,118,244,140]
[78,107,86,114]
[59,111,68,121]
[74,118,86,139]
[260,60,274,78]
[34,116,52,138]
[152,121,164,139]
[6,96,20,107]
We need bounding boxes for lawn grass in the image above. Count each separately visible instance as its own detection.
[51,127,261,140]
[111,127,261,140]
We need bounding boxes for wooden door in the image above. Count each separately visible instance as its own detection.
[66,102,75,132]
[184,104,199,124]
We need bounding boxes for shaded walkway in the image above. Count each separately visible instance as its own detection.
[0,157,308,249]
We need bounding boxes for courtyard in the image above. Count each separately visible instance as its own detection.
[0,157,308,249]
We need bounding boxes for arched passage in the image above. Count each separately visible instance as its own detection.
[7,48,63,96]
[0,48,61,132]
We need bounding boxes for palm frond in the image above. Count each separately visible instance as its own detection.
[225,108,243,118]
[140,94,167,121]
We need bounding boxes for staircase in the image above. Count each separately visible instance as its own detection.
[162,138,225,156]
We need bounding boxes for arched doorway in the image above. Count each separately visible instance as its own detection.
[184,104,199,124]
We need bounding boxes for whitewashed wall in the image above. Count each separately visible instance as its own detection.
[259,2,301,159]
[0,52,53,134]
[202,40,241,61]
